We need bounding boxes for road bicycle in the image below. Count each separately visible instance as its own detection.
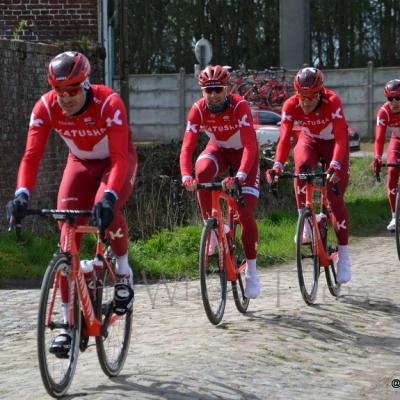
[196,180,249,325]
[275,167,341,305]
[376,162,400,260]
[9,209,132,398]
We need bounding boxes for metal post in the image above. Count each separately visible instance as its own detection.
[367,60,374,142]
[119,0,130,123]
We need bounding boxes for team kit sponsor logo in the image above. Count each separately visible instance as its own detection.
[56,128,107,137]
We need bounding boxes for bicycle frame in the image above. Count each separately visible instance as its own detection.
[196,182,245,282]
[209,190,240,281]
[56,221,116,337]
[302,176,336,267]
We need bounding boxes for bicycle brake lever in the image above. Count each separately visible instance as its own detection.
[374,160,381,182]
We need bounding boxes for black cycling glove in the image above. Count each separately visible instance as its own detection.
[6,192,29,223]
[93,192,116,232]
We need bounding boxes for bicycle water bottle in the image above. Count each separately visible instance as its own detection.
[80,259,95,299]
[316,213,327,240]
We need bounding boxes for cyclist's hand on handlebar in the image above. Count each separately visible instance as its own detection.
[182,176,197,191]
[6,192,29,224]
[326,164,341,184]
[93,192,116,233]
[265,167,281,184]
[222,176,236,191]
[371,157,382,173]
[222,174,245,191]
[371,157,382,181]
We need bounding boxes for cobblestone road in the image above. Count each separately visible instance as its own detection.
[1,234,399,399]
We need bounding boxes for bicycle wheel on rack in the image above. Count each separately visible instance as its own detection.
[231,219,250,313]
[296,208,320,305]
[395,192,400,261]
[324,213,341,297]
[37,253,81,398]
[96,252,133,377]
[199,218,227,325]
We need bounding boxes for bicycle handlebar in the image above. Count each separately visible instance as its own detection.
[375,162,400,182]
[270,171,340,195]
[8,208,104,243]
[196,180,246,207]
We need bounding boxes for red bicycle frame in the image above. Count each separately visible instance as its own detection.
[302,178,337,267]
[208,190,245,281]
[53,222,116,336]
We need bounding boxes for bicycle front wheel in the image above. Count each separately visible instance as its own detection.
[199,219,227,325]
[37,253,81,398]
[96,256,133,377]
[296,209,320,305]
[231,220,250,313]
[324,214,341,297]
[395,192,400,261]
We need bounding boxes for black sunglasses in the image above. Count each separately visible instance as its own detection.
[388,96,400,102]
[203,86,225,94]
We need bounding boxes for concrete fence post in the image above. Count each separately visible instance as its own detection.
[179,67,186,135]
[367,60,374,142]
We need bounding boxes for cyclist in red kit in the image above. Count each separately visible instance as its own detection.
[7,51,137,356]
[266,67,351,284]
[371,79,400,231]
[180,65,261,299]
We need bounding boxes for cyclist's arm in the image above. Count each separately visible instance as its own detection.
[180,104,202,179]
[374,107,389,158]
[235,100,258,178]
[274,98,296,170]
[16,98,52,197]
[101,94,129,198]
[330,96,349,169]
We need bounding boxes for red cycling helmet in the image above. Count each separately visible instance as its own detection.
[198,65,231,87]
[48,51,91,87]
[384,79,400,97]
[293,67,324,94]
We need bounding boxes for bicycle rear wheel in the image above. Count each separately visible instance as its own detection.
[231,219,250,313]
[296,209,320,305]
[96,253,132,376]
[199,218,227,325]
[37,253,81,398]
[324,214,341,297]
[395,192,400,261]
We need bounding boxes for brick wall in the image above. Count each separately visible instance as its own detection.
[0,38,103,232]
[0,0,99,42]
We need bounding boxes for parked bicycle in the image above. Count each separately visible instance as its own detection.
[196,180,249,325]
[9,208,132,398]
[271,165,341,305]
[375,162,400,260]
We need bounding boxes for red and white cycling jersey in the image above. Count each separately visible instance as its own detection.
[374,102,400,157]
[275,88,348,169]
[17,84,133,197]
[180,93,258,177]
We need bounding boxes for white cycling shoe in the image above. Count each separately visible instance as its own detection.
[387,217,396,232]
[244,272,261,299]
[337,245,352,284]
